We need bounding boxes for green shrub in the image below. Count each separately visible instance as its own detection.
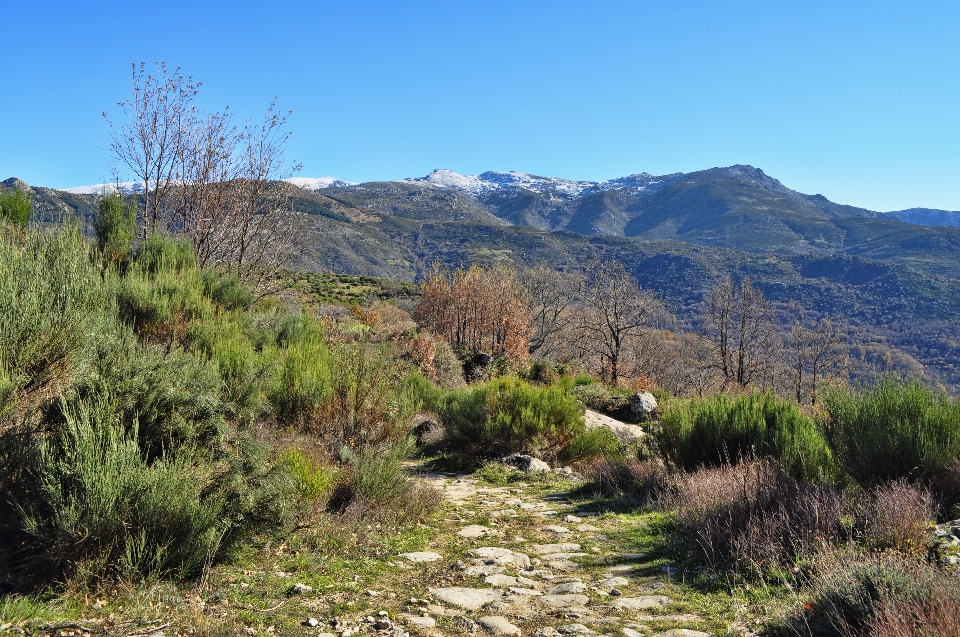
[0,187,30,227]
[656,392,836,482]
[793,549,960,637]
[271,341,420,455]
[0,224,105,416]
[94,192,136,267]
[133,233,196,275]
[819,379,960,487]
[278,448,338,501]
[571,382,638,422]
[327,439,440,526]
[439,376,596,464]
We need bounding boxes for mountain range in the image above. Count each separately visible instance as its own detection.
[6,165,960,391]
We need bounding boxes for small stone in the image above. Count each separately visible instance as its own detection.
[502,453,551,472]
[542,525,571,534]
[375,619,392,630]
[304,618,320,627]
[430,587,503,610]
[509,586,543,596]
[613,595,672,610]
[546,559,580,571]
[550,582,587,594]
[459,525,497,538]
[538,594,590,608]
[563,515,580,523]
[292,583,313,594]
[367,590,380,597]
[533,543,581,555]
[478,616,522,636]
[379,611,390,617]
[610,588,623,596]
[399,551,444,563]
[534,629,561,637]
[558,625,592,635]
[404,615,436,629]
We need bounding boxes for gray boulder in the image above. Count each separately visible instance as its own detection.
[502,452,550,472]
[630,391,658,419]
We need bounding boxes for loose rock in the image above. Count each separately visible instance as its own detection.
[538,594,590,609]
[399,551,443,563]
[613,595,672,610]
[430,587,503,610]
[478,616,522,636]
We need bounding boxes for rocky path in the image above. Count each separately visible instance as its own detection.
[320,468,724,637]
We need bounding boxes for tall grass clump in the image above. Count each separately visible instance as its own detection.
[656,392,835,482]
[0,223,105,417]
[439,376,605,464]
[819,379,960,487]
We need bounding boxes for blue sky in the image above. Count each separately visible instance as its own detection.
[1,0,958,211]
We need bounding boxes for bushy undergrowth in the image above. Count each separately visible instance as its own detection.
[819,379,960,488]
[787,549,960,637]
[656,392,836,482]
[438,376,610,465]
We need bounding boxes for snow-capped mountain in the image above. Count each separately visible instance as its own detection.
[63,181,145,195]
[285,177,358,190]
[403,168,678,200]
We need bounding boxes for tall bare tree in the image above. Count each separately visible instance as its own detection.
[105,62,301,292]
[787,316,847,404]
[523,264,583,357]
[701,276,779,389]
[575,260,663,385]
[104,62,199,235]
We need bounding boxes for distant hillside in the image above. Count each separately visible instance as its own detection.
[884,208,960,228]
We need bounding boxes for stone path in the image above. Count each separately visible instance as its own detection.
[371,470,719,637]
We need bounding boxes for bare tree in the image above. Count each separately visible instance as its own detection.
[787,316,847,404]
[574,260,664,385]
[104,62,199,235]
[701,276,779,389]
[523,264,583,357]
[105,63,301,292]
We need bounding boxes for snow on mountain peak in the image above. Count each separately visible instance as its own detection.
[404,169,666,199]
[285,177,357,190]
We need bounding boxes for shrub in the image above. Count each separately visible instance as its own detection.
[793,549,960,637]
[858,480,933,554]
[93,191,136,267]
[656,392,836,483]
[0,187,30,227]
[278,448,338,501]
[583,456,667,505]
[0,396,291,587]
[0,224,105,418]
[819,379,960,487]
[133,233,196,275]
[271,340,420,456]
[571,382,637,422]
[660,461,846,577]
[439,376,594,465]
[327,440,440,527]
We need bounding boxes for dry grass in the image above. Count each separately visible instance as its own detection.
[583,456,667,506]
[660,461,846,577]
[859,480,934,554]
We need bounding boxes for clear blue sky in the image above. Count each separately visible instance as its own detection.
[1,0,958,211]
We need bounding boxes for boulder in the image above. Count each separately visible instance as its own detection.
[502,452,550,472]
[630,391,658,419]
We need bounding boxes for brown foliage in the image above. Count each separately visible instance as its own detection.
[414,264,531,368]
[859,480,934,554]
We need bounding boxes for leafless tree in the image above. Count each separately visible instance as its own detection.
[104,62,302,292]
[787,316,847,404]
[523,264,583,357]
[574,259,664,385]
[701,276,779,389]
[104,62,199,235]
